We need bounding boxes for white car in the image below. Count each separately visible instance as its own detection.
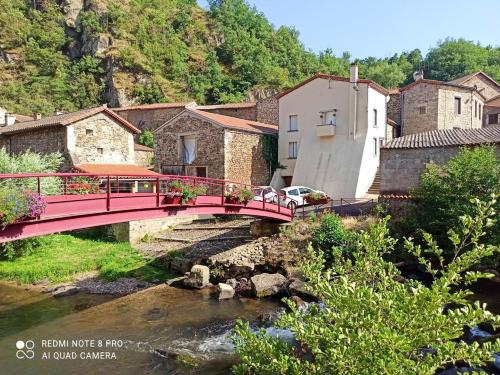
[278,186,327,209]
[252,186,277,202]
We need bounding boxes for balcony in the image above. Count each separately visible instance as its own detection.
[316,124,336,137]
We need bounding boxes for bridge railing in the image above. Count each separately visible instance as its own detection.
[0,173,293,222]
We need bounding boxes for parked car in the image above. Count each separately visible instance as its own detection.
[252,186,277,202]
[278,186,327,209]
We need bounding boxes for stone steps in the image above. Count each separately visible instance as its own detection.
[367,169,381,195]
[156,235,254,243]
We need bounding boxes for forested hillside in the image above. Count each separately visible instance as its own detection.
[0,0,499,116]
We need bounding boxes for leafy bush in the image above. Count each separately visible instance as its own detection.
[0,188,46,227]
[0,237,45,260]
[139,129,154,148]
[312,213,350,255]
[233,198,500,374]
[412,145,500,252]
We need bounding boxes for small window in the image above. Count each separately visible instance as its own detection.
[454,97,461,115]
[97,147,103,154]
[479,104,482,119]
[474,101,478,118]
[86,129,93,135]
[373,138,378,156]
[195,167,207,178]
[488,114,499,125]
[373,109,378,127]
[289,115,298,131]
[288,142,298,159]
[419,106,426,115]
[322,110,336,125]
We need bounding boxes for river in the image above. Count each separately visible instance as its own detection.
[0,282,281,374]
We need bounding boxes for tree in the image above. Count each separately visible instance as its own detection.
[138,129,154,149]
[233,199,500,374]
[412,145,500,250]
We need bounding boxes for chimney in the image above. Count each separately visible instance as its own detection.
[54,110,64,116]
[413,69,424,81]
[34,113,42,120]
[4,113,16,126]
[350,63,359,84]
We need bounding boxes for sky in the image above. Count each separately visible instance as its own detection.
[197,0,500,59]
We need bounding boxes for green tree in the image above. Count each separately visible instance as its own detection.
[233,199,500,374]
[138,129,154,148]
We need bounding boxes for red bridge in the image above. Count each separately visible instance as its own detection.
[0,173,293,243]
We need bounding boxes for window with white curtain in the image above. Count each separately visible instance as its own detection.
[181,135,196,164]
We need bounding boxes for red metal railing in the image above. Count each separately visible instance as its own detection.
[0,173,294,225]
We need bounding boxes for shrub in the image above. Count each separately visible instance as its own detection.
[0,189,46,227]
[0,237,45,260]
[312,213,350,253]
[139,128,154,148]
[232,198,500,375]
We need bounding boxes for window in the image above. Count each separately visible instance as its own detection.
[195,167,207,178]
[373,109,378,127]
[419,106,427,115]
[86,129,93,135]
[474,101,478,118]
[488,114,499,125]
[180,135,196,164]
[289,115,298,131]
[288,189,299,196]
[299,187,313,195]
[373,138,378,156]
[97,147,103,154]
[321,110,336,125]
[479,104,482,119]
[288,142,298,159]
[454,97,462,115]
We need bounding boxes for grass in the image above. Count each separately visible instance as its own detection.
[0,233,175,284]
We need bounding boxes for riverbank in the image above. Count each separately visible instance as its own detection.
[0,231,174,286]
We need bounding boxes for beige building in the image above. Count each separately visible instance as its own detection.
[153,108,278,186]
[273,66,389,198]
[0,106,146,171]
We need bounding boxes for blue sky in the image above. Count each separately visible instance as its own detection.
[197,0,499,58]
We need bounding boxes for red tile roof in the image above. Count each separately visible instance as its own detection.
[112,102,193,112]
[188,108,278,134]
[134,143,154,152]
[196,102,256,110]
[277,73,389,99]
[383,126,500,149]
[13,113,34,122]
[0,106,140,135]
[73,164,160,176]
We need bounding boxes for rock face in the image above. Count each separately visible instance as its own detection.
[216,283,235,300]
[183,265,210,289]
[251,273,287,298]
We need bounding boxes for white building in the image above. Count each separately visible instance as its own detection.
[272,65,389,198]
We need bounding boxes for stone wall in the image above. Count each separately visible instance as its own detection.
[69,113,135,164]
[401,83,439,135]
[201,106,257,122]
[154,114,226,179]
[256,95,279,125]
[387,92,401,125]
[380,146,461,193]
[116,107,185,133]
[460,75,500,101]
[437,89,483,130]
[135,149,153,167]
[0,126,73,170]
[224,130,270,186]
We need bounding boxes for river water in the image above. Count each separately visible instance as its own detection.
[0,282,281,374]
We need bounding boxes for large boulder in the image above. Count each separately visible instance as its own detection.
[183,265,210,289]
[251,273,287,298]
[216,283,235,300]
[288,278,317,301]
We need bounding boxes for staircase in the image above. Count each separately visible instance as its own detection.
[367,169,381,195]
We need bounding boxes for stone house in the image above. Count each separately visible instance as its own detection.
[379,126,500,197]
[153,108,278,186]
[388,71,486,136]
[273,66,389,198]
[448,71,500,101]
[0,106,146,171]
[484,95,500,127]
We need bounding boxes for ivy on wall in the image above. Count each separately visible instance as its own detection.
[261,134,283,178]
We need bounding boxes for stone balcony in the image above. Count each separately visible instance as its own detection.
[316,124,336,137]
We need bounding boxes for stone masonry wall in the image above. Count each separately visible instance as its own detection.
[116,107,185,133]
[224,130,270,186]
[380,146,461,193]
[401,83,439,135]
[256,95,279,125]
[460,75,500,101]
[135,149,153,167]
[70,113,134,164]
[437,89,483,130]
[387,93,401,125]
[154,114,226,179]
[0,127,73,170]
[201,106,257,122]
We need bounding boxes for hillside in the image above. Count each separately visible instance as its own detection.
[0,0,499,116]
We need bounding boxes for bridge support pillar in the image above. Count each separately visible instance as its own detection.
[111,215,201,245]
[250,219,291,237]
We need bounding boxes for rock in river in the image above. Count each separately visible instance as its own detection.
[216,283,235,300]
[183,265,210,289]
[251,273,287,298]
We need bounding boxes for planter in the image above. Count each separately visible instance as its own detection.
[225,196,241,205]
[184,198,196,205]
[165,195,182,205]
[306,197,329,205]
